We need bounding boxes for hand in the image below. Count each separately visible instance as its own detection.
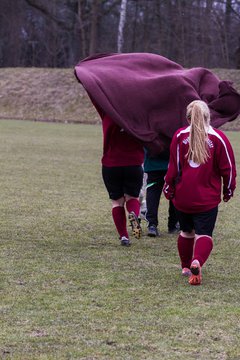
[223,189,233,202]
[223,194,231,202]
[163,183,175,200]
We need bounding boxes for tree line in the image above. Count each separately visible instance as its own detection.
[0,0,240,69]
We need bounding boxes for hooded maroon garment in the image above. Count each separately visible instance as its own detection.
[74,52,240,156]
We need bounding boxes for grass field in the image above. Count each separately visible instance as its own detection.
[0,120,239,360]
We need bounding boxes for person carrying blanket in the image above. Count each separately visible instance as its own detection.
[74,53,240,249]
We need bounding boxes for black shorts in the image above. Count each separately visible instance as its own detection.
[176,206,218,236]
[102,165,143,200]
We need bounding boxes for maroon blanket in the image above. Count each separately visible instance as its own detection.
[75,53,240,155]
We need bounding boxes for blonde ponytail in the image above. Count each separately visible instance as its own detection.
[186,100,210,164]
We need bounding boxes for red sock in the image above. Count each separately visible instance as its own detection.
[126,198,140,217]
[193,236,213,266]
[112,206,128,238]
[177,234,195,269]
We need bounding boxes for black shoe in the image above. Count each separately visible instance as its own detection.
[147,225,159,237]
[168,225,180,234]
[120,236,131,247]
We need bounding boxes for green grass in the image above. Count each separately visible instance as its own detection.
[0,120,239,360]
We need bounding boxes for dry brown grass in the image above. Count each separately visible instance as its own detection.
[212,68,240,131]
[0,68,99,124]
[0,67,239,130]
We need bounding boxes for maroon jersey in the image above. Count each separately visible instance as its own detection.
[101,115,144,167]
[164,126,236,213]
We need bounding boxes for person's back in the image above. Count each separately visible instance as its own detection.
[102,115,144,167]
[101,114,144,246]
[169,126,236,213]
[164,100,236,286]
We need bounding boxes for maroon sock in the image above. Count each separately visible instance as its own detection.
[177,234,195,269]
[193,236,213,266]
[126,198,140,217]
[112,206,128,238]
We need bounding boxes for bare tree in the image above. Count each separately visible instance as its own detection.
[89,0,100,55]
[1,0,240,67]
[130,0,139,51]
[118,0,128,52]
[76,0,87,59]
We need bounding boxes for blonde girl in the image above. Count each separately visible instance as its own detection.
[164,100,236,285]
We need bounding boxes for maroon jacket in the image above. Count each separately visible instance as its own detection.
[102,115,144,167]
[75,53,240,156]
[164,126,236,213]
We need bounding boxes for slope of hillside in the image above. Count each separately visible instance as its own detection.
[0,68,99,124]
[0,67,239,129]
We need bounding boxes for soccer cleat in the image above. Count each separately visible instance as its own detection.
[120,236,131,247]
[181,267,192,277]
[128,211,142,239]
[189,260,202,285]
[147,225,159,237]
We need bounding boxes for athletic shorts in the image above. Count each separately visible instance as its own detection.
[102,165,143,200]
[176,206,218,236]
